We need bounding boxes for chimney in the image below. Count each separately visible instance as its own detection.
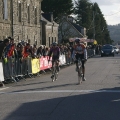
[67,16,74,23]
[42,12,53,22]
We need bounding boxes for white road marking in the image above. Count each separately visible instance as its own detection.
[112,99,120,102]
[1,90,120,94]
[0,87,9,91]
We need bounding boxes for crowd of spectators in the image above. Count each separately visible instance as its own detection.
[0,37,99,64]
[0,37,75,62]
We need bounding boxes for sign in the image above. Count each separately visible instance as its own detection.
[31,59,40,74]
[59,55,66,65]
[93,40,97,45]
[0,62,4,81]
[69,38,94,42]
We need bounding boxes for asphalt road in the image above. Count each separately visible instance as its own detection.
[0,54,120,120]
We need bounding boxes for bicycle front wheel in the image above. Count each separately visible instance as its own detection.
[78,66,82,84]
[52,65,55,82]
[55,68,58,81]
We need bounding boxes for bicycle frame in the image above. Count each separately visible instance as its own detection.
[51,60,58,82]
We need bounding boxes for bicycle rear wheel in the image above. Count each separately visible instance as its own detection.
[55,68,58,81]
[52,64,55,82]
[78,66,82,84]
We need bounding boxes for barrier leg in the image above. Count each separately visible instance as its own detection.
[0,82,5,87]
[42,70,46,73]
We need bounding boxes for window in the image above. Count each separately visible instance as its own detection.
[52,37,53,43]
[18,2,21,22]
[55,37,56,42]
[3,0,8,20]
[35,40,37,45]
[49,37,50,47]
[27,5,30,23]
[34,7,37,24]
[28,39,30,43]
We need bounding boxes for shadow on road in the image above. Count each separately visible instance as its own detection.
[11,83,78,92]
[3,87,120,120]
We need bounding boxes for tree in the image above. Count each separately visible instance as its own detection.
[74,0,92,27]
[74,0,112,44]
[41,0,74,22]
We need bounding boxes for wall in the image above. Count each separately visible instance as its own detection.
[0,0,11,40]
[12,0,42,46]
[0,0,42,45]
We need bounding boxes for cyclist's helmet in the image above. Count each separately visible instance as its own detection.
[75,39,80,43]
[52,42,57,46]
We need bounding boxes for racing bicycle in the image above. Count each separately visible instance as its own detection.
[49,60,59,82]
[77,58,84,85]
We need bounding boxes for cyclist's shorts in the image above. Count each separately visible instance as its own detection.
[75,54,85,68]
[52,56,59,62]
[75,53,84,60]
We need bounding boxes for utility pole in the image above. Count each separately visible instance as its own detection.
[93,11,95,40]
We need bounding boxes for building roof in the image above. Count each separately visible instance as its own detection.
[69,21,83,33]
[42,13,53,22]
[41,12,58,26]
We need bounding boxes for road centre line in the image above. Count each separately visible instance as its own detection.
[1,90,120,94]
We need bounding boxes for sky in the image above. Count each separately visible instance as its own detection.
[73,0,120,25]
[90,0,120,25]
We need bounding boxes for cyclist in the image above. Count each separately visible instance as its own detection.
[48,42,60,78]
[73,39,87,81]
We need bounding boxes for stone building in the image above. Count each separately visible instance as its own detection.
[0,0,42,46]
[0,0,11,40]
[41,12,59,47]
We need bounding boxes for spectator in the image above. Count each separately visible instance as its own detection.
[16,43,23,60]
[23,43,30,58]
[45,47,49,56]
[0,39,9,59]
[0,39,9,87]
[37,46,43,57]
[7,38,15,58]
[42,46,46,57]
[33,44,37,57]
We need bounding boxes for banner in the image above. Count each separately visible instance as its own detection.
[31,59,40,74]
[69,38,94,42]
[40,56,52,70]
[0,62,4,81]
[59,55,66,65]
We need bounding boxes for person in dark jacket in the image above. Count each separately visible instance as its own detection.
[0,39,9,87]
[0,39,9,59]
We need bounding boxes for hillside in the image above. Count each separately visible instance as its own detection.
[108,24,120,44]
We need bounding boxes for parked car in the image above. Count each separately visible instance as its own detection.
[113,46,119,54]
[101,44,114,57]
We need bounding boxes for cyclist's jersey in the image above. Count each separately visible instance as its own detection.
[73,43,87,59]
[49,46,60,58]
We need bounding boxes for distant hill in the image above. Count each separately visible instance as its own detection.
[108,24,120,44]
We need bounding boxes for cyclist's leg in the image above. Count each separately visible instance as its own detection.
[51,58,55,78]
[82,61,85,75]
[55,56,60,72]
[75,53,79,71]
[81,60,86,81]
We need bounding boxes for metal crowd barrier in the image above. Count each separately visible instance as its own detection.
[2,57,33,83]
